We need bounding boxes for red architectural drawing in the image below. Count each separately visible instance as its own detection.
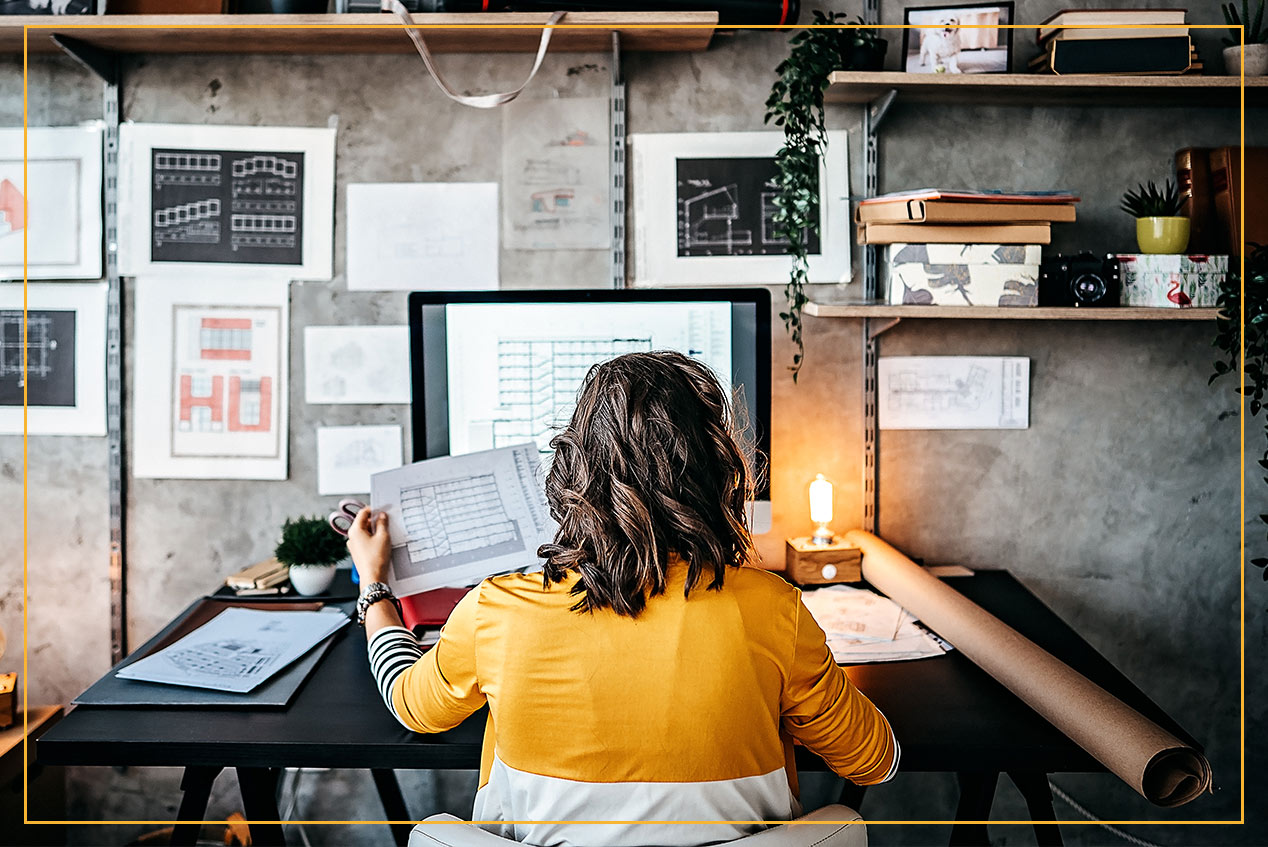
[199,317,252,360]
[227,376,272,433]
[0,178,23,232]
[178,374,225,430]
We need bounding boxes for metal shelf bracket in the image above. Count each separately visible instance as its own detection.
[611,32,627,289]
[868,317,902,340]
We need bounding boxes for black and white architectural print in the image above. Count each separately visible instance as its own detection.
[0,308,75,407]
[151,148,305,266]
[675,157,821,258]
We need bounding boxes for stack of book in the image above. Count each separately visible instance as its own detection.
[856,189,1079,308]
[1029,9,1195,75]
[225,557,292,596]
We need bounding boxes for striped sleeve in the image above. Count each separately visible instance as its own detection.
[368,625,426,728]
[780,592,901,785]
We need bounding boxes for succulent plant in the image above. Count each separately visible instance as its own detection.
[1119,180,1184,219]
[1223,0,1267,46]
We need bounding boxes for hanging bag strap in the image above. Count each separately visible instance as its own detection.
[385,0,565,109]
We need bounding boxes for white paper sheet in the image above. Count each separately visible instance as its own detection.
[116,607,348,693]
[118,123,336,281]
[502,97,610,250]
[370,442,556,596]
[0,281,106,435]
[304,325,410,405]
[0,124,103,280]
[801,585,950,664]
[133,277,289,479]
[346,183,498,291]
[317,424,403,495]
[878,356,1029,430]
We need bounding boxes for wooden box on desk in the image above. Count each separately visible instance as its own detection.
[785,537,863,585]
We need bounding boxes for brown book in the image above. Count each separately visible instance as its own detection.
[1175,148,1219,254]
[857,199,1076,225]
[1209,146,1268,255]
[858,222,1052,245]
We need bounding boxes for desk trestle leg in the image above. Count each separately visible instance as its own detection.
[1008,771,1064,847]
[950,771,997,847]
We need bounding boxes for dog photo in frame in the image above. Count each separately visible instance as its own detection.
[903,1,1015,74]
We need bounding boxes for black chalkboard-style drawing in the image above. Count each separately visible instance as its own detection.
[151,148,304,266]
[0,308,76,407]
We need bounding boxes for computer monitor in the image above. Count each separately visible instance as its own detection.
[407,289,771,533]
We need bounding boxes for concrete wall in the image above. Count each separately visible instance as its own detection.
[2,0,1265,843]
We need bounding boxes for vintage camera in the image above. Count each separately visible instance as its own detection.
[1038,252,1122,307]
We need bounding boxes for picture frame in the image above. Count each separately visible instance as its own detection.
[0,124,104,281]
[119,123,336,281]
[630,131,851,286]
[902,2,1015,75]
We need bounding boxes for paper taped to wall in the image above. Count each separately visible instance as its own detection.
[304,325,410,405]
[370,443,556,596]
[317,424,403,495]
[878,356,1029,430]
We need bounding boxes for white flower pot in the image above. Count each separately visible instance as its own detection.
[288,563,337,595]
[1224,43,1268,76]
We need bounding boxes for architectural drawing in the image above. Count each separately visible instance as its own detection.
[887,364,989,413]
[161,640,281,680]
[502,97,610,250]
[878,356,1029,430]
[0,308,76,408]
[394,474,525,579]
[150,146,304,265]
[484,336,652,449]
[304,325,411,404]
[316,424,403,495]
[675,156,820,258]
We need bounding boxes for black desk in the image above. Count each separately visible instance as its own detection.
[38,571,1200,847]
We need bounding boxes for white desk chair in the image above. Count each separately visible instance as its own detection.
[408,805,866,847]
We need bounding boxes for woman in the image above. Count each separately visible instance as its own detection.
[348,351,898,846]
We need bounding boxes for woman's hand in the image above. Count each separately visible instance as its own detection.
[347,506,392,585]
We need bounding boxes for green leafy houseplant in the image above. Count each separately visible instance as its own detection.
[1211,243,1268,580]
[275,515,347,569]
[765,12,885,380]
[1222,0,1266,45]
[1119,180,1184,218]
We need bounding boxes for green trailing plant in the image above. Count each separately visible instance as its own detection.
[1211,243,1268,581]
[1222,0,1266,46]
[765,12,881,380]
[1119,180,1184,218]
[275,515,347,568]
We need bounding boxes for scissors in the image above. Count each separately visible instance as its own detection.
[328,498,368,538]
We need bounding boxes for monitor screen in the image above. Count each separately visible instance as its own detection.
[408,289,771,529]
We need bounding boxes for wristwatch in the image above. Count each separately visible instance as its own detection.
[356,581,402,626]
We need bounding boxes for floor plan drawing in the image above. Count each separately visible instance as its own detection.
[878,356,1029,430]
[887,364,990,413]
[161,640,281,680]
[675,156,820,258]
[0,308,76,408]
[487,336,652,449]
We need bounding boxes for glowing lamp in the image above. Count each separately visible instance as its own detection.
[809,474,834,545]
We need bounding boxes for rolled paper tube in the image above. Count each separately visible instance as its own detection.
[846,530,1212,807]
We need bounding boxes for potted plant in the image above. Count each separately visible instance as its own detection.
[1211,244,1268,582]
[1222,0,1268,76]
[1120,180,1190,254]
[275,515,348,595]
[766,12,884,380]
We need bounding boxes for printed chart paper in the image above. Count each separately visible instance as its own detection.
[304,325,410,405]
[133,277,289,479]
[346,183,498,291]
[501,97,610,250]
[0,282,106,435]
[116,608,348,693]
[878,356,1029,430]
[800,585,949,664]
[317,425,403,495]
[370,443,556,596]
[630,131,850,285]
[0,124,103,280]
[119,123,335,280]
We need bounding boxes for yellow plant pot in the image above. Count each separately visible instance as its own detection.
[1136,217,1191,254]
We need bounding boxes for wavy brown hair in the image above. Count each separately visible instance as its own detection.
[538,351,757,617]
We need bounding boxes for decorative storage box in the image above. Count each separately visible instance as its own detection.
[1114,254,1228,308]
[885,244,1043,307]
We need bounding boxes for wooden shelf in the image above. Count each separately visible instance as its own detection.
[5,12,718,55]
[805,302,1220,320]
[825,71,1268,107]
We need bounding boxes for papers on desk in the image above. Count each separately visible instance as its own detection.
[115,608,349,693]
[801,585,951,664]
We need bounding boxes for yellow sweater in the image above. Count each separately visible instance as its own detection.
[370,561,898,845]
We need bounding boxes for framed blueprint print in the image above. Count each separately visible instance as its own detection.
[119,124,335,281]
[630,131,850,285]
[0,124,103,281]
